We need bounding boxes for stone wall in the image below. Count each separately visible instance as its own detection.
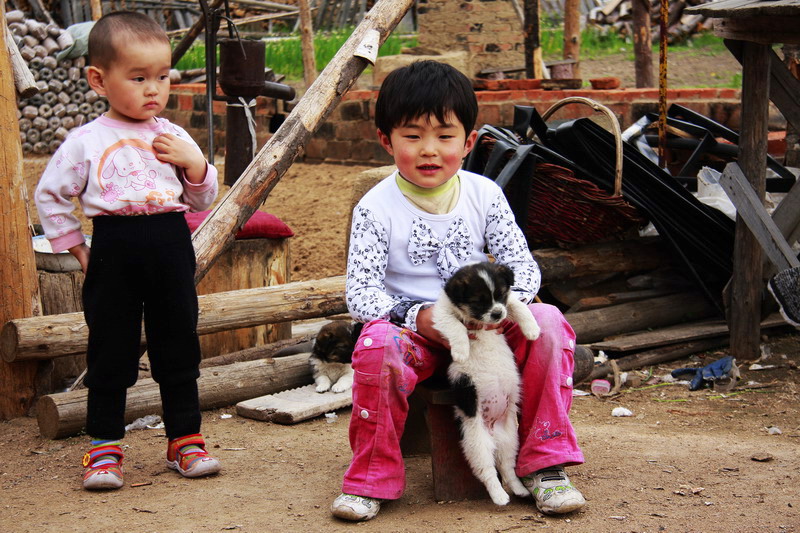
[416,0,523,76]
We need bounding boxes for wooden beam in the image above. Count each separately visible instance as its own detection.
[728,41,771,361]
[191,0,414,284]
[36,353,314,439]
[711,16,800,45]
[1,276,346,363]
[0,0,43,420]
[298,0,318,87]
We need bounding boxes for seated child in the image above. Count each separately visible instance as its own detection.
[330,60,586,520]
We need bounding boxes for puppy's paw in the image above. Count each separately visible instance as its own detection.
[508,478,530,498]
[315,383,331,393]
[521,318,541,341]
[450,347,469,363]
[331,382,352,394]
[488,489,511,506]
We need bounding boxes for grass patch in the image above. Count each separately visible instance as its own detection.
[173,29,416,80]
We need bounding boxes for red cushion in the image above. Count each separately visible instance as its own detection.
[184,210,293,240]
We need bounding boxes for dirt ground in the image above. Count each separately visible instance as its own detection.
[4,48,799,533]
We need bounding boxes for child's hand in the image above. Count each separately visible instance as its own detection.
[416,306,450,348]
[152,133,208,184]
[69,242,90,274]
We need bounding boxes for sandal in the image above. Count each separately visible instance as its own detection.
[166,434,221,478]
[82,444,124,490]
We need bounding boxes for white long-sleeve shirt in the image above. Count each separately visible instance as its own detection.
[346,169,540,331]
[35,115,218,252]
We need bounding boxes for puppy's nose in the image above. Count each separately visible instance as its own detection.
[490,310,504,321]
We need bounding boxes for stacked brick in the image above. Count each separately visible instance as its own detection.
[6,10,107,155]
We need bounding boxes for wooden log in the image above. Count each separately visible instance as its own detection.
[190,0,414,285]
[36,353,314,439]
[199,335,314,368]
[585,337,730,383]
[0,0,43,420]
[534,238,671,282]
[567,292,719,344]
[4,21,38,98]
[1,276,346,362]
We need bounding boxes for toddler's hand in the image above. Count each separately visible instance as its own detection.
[69,242,90,274]
[152,133,207,184]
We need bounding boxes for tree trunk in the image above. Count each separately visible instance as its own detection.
[0,0,43,420]
[36,353,314,439]
[523,0,543,78]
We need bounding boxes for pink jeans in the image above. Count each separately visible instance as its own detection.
[341,303,584,500]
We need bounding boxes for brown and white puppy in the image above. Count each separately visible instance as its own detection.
[309,320,363,393]
[432,262,540,506]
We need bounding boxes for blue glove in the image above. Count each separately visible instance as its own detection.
[671,355,737,391]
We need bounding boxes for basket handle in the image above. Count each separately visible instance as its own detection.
[541,96,624,197]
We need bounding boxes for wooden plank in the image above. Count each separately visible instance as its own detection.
[728,41,771,362]
[236,383,352,424]
[591,313,787,353]
[720,163,799,272]
[710,16,800,45]
[686,1,800,18]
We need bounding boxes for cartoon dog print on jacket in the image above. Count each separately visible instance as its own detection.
[97,139,179,208]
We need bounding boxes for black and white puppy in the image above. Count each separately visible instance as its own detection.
[432,262,540,506]
[309,320,363,393]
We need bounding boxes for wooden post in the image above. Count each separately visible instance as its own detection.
[729,41,771,361]
[523,0,543,79]
[632,0,654,88]
[90,0,102,20]
[0,0,43,420]
[298,0,318,87]
[562,0,581,79]
[191,0,414,284]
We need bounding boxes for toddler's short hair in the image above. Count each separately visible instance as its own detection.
[375,60,477,137]
[88,11,170,68]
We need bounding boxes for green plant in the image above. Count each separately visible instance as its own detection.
[173,29,416,80]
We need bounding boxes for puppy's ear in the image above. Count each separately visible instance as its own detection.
[445,270,472,301]
[495,263,515,289]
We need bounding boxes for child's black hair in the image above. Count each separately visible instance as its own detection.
[375,60,477,138]
[88,11,170,68]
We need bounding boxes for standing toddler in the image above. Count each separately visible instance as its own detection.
[35,11,221,490]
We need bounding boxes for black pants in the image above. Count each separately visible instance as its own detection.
[83,213,202,440]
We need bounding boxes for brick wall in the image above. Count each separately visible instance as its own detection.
[164,84,747,166]
[416,0,523,76]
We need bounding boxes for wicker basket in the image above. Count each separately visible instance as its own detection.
[527,97,647,246]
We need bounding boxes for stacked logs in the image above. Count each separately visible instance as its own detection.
[588,0,713,45]
[6,10,107,155]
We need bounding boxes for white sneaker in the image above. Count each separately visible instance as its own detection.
[331,493,381,521]
[523,467,586,515]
